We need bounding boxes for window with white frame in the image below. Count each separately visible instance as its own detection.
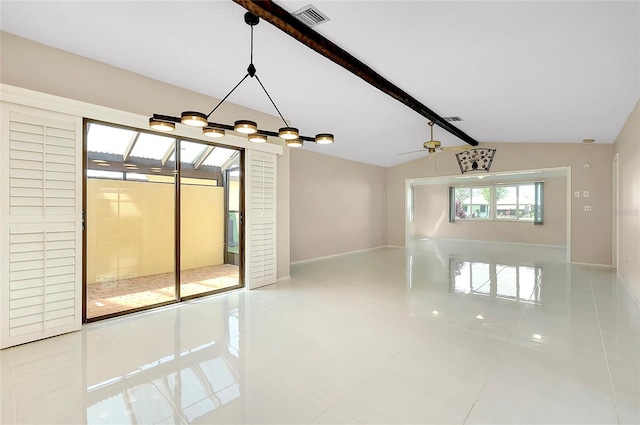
[453,187,491,219]
[450,182,544,223]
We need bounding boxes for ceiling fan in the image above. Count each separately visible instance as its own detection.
[398,121,468,158]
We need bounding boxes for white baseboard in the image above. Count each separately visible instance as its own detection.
[291,245,387,265]
[385,245,405,249]
[277,275,291,282]
[571,261,613,268]
[418,237,566,250]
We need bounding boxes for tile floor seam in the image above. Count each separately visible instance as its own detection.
[462,274,540,424]
[588,270,623,425]
[305,329,422,422]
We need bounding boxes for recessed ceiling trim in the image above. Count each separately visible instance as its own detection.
[232,0,479,147]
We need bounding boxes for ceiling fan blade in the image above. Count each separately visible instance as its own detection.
[396,149,426,156]
[441,146,469,152]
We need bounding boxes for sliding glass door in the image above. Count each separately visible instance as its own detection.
[178,140,241,298]
[84,121,242,321]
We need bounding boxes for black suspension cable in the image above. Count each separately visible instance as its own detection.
[254,74,288,126]
[206,73,250,118]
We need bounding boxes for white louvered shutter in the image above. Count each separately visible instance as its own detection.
[245,150,277,289]
[1,103,82,349]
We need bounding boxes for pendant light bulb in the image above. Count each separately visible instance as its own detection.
[315,133,334,144]
[248,133,268,143]
[279,127,299,140]
[149,118,175,132]
[286,139,303,147]
[203,127,225,138]
[234,120,258,134]
[181,111,208,127]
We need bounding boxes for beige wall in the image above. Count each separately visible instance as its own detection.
[1,31,290,280]
[388,143,614,265]
[613,99,640,303]
[412,177,567,246]
[86,180,224,284]
[290,149,387,262]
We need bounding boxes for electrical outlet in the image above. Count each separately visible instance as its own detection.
[583,191,590,198]
[574,191,580,197]
[584,206,592,212]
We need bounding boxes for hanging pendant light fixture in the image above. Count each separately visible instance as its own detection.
[148,12,333,147]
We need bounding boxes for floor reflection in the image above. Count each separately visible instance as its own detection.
[1,241,638,424]
[84,297,242,424]
[449,259,542,304]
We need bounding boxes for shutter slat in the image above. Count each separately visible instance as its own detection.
[45,153,75,165]
[10,322,44,338]
[10,121,44,134]
[10,296,45,310]
[10,286,45,300]
[10,304,45,319]
[10,150,44,162]
[10,139,44,153]
[47,290,74,303]
[10,259,45,272]
[44,162,74,173]
[8,278,45,291]
[46,276,75,287]
[10,159,44,171]
[44,315,75,329]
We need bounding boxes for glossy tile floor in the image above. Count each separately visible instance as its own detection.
[2,240,639,424]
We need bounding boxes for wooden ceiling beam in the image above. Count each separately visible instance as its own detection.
[232,0,478,146]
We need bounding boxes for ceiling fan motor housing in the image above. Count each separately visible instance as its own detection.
[424,140,441,150]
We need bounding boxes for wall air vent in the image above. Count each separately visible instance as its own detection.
[443,116,463,122]
[292,4,331,28]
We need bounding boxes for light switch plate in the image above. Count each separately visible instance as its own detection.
[583,191,590,198]
[574,191,580,197]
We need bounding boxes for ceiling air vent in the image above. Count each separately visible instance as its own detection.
[443,116,463,122]
[292,4,331,28]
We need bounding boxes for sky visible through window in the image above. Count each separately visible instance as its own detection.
[87,122,238,169]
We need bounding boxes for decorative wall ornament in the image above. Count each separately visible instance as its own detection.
[455,148,496,173]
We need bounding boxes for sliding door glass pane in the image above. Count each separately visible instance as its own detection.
[179,141,240,298]
[86,122,177,319]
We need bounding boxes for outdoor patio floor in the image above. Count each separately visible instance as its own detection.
[86,264,240,318]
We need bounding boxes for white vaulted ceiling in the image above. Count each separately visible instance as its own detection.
[1,1,638,167]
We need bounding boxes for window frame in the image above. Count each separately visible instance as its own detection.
[453,186,493,221]
[450,182,544,223]
[495,184,536,221]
